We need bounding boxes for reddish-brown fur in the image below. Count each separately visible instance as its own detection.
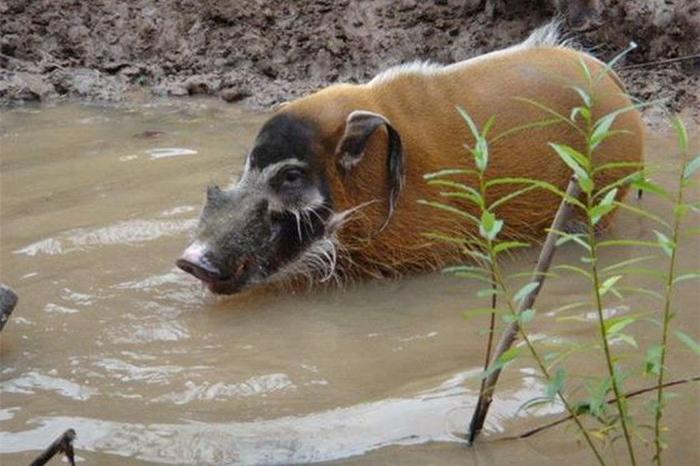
[279,46,644,280]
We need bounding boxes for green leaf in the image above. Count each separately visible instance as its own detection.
[673,272,700,284]
[482,115,496,138]
[493,241,530,254]
[671,115,688,153]
[491,117,563,144]
[477,287,501,298]
[601,255,655,274]
[599,187,618,207]
[549,142,590,170]
[675,330,700,355]
[684,155,700,180]
[456,106,481,141]
[570,85,592,107]
[479,210,503,241]
[615,333,638,348]
[421,231,470,246]
[590,113,618,151]
[519,308,536,324]
[585,378,612,417]
[653,230,675,257]
[514,97,583,135]
[443,265,484,274]
[613,200,670,228]
[644,345,663,376]
[590,188,618,225]
[598,239,661,249]
[424,168,478,179]
[513,281,539,304]
[592,160,644,175]
[579,174,594,194]
[570,106,590,123]
[598,275,622,296]
[498,346,521,364]
[553,264,593,280]
[452,272,494,283]
[546,368,567,399]
[417,200,480,224]
[604,315,635,335]
[517,397,554,415]
[428,179,481,198]
[631,177,672,200]
[482,346,521,379]
[488,184,541,211]
[553,230,592,251]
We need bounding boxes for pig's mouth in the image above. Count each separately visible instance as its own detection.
[176,254,260,295]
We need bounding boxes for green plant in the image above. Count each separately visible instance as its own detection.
[422,50,699,465]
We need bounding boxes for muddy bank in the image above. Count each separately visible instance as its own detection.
[1,0,698,113]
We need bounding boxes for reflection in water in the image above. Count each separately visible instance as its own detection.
[0,102,697,465]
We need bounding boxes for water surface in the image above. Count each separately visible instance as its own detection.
[1,102,698,464]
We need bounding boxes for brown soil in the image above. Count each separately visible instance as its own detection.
[1,0,698,116]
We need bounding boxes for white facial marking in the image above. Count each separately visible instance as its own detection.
[181,241,208,265]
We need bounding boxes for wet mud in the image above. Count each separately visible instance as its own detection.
[0,0,698,116]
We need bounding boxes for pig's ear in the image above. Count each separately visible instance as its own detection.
[206,184,224,204]
[334,110,405,230]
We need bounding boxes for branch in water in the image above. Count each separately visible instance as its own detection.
[496,376,700,440]
[467,176,582,443]
[29,429,76,466]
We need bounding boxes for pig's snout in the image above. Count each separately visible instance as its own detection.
[177,243,224,283]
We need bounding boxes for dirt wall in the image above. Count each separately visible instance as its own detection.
[1,0,698,112]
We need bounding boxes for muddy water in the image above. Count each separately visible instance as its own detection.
[0,102,698,465]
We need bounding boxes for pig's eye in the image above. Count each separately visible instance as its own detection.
[284,169,302,184]
[273,168,305,190]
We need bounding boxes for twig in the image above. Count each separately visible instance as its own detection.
[471,275,499,438]
[467,176,582,443]
[29,429,76,466]
[619,54,700,70]
[499,376,700,440]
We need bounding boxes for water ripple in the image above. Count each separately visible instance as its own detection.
[14,219,197,256]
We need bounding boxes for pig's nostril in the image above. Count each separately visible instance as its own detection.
[176,258,222,282]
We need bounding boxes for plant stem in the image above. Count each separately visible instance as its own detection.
[469,170,499,442]
[469,270,497,442]
[586,180,637,466]
[653,142,687,465]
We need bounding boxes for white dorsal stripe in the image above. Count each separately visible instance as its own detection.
[369,20,573,87]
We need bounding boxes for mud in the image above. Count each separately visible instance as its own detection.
[1,0,698,115]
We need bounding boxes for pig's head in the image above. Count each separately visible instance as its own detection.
[177,110,404,294]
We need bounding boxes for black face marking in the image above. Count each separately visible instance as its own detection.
[249,114,318,170]
[177,112,338,294]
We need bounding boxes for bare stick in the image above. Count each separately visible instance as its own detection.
[29,429,76,466]
[467,176,582,443]
[491,375,700,441]
[619,54,700,70]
